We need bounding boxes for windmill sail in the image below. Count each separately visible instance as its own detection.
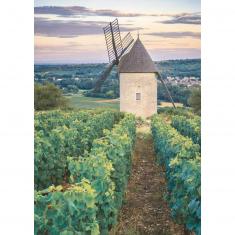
[93,19,134,92]
[103,18,123,64]
[93,62,116,93]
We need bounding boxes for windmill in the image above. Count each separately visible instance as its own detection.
[93,18,176,109]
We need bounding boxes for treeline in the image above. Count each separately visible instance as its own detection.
[35,78,195,106]
[35,59,200,81]
[34,82,201,115]
[158,83,192,106]
[156,59,201,78]
[86,82,197,107]
[34,59,200,94]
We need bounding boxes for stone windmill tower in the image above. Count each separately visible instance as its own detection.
[94,19,175,118]
[118,36,157,118]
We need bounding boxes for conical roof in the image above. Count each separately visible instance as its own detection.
[118,37,157,73]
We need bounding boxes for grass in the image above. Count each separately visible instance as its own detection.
[67,94,120,110]
[159,101,183,107]
[67,94,183,111]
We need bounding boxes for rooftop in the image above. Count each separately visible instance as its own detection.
[118,37,157,73]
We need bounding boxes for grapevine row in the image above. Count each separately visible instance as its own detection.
[158,107,195,118]
[35,114,136,235]
[35,110,122,190]
[151,115,201,235]
[35,110,92,133]
[171,115,201,145]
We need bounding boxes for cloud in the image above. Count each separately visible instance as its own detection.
[35,6,149,17]
[35,43,80,53]
[160,12,201,25]
[35,18,103,37]
[35,6,197,18]
[149,48,201,60]
[146,31,201,39]
[35,17,142,38]
[35,6,88,17]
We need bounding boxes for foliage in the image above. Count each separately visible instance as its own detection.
[188,88,201,115]
[34,59,200,84]
[84,82,119,99]
[157,107,194,118]
[34,111,134,234]
[68,114,136,234]
[151,115,201,235]
[91,114,136,210]
[34,82,68,111]
[34,179,99,235]
[34,110,121,190]
[86,80,193,104]
[172,115,201,145]
[35,59,200,101]
[35,110,91,133]
[158,83,192,106]
[156,59,201,78]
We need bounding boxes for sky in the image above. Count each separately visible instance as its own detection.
[34,0,201,64]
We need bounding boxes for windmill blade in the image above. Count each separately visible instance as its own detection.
[103,18,123,64]
[93,19,134,92]
[120,32,134,57]
[93,19,122,93]
[93,62,116,93]
[156,72,176,108]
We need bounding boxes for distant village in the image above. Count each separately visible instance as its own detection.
[165,76,201,87]
[36,75,201,87]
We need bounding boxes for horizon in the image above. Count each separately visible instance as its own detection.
[34,57,201,65]
[34,0,201,63]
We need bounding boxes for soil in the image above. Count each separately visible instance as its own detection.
[110,122,186,235]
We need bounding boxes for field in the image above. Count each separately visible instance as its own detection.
[67,94,120,110]
[34,108,201,235]
[159,101,183,107]
[67,94,183,110]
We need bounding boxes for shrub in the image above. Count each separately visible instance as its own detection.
[188,88,201,115]
[35,82,68,111]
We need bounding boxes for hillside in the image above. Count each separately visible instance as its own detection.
[34,59,201,105]
[34,59,201,81]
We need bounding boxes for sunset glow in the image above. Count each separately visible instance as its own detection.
[34,0,201,63]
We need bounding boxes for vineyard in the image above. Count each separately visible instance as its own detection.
[34,108,201,235]
[151,115,201,235]
[34,110,136,234]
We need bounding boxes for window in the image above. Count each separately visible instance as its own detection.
[136,93,141,100]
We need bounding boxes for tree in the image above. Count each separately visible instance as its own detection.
[35,82,69,111]
[188,88,201,115]
[158,83,191,106]
[105,90,115,98]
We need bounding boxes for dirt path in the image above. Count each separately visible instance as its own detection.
[111,123,186,235]
[94,98,119,103]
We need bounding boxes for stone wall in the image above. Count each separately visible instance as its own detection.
[120,73,157,118]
